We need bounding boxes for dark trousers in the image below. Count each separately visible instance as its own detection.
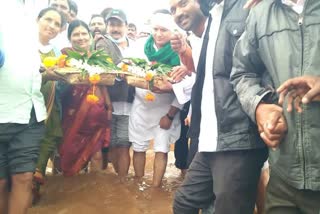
[186,138,198,167]
[265,170,320,214]
[174,121,189,170]
[174,102,190,170]
[173,148,268,214]
[0,108,45,178]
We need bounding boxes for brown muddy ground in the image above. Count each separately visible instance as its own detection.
[29,149,183,214]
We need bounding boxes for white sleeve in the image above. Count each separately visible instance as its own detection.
[172,73,196,104]
[171,97,184,110]
[188,104,192,117]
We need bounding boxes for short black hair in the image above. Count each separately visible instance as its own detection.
[128,23,137,30]
[89,14,104,24]
[67,19,90,40]
[37,7,67,27]
[69,0,78,14]
[48,0,72,9]
[153,9,171,15]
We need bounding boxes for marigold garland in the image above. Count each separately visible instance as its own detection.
[89,73,101,84]
[145,71,154,82]
[145,92,155,102]
[145,71,155,102]
[86,74,101,104]
[86,93,99,103]
[121,63,129,72]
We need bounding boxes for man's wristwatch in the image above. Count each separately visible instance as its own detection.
[166,113,174,121]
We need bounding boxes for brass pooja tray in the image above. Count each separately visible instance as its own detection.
[54,67,117,85]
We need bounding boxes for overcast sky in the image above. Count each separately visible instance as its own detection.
[76,0,170,30]
[24,0,170,31]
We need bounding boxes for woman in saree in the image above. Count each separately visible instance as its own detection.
[59,20,112,176]
[33,7,66,202]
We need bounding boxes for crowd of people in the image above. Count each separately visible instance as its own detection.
[0,0,320,213]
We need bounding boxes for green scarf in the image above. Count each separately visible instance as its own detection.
[144,36,180,66]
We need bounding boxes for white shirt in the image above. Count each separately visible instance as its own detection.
[51,26,70,51]
[171,34,197,105]
[196,3,224,152]
[188,33,202,72]
[282,0,305,14]
[128,39,183,143]
[129,88,182,143]
[172,73,196,105]
[0,1,47,123]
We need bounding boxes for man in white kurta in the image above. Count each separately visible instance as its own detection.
[129,11,184,187]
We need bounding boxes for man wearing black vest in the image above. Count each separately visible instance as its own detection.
[95,9,135,181]
[169,0,269,213]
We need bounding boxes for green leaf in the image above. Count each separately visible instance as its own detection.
[123,57,148,67]
[149,78,154,90]
[89,49,105,58]
[66,50,83,60]
[151,63,172,75]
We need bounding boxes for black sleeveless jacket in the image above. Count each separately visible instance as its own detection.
[189,0,265,151]
[95,36,135,103]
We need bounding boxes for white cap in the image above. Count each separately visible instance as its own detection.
[150,13,178,32]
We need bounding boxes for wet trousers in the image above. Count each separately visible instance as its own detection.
[173,148,268,214]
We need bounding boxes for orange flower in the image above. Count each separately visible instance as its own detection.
[144,92,155,102]
[57,54,67,68]
[59,54,67,60]
[89,74,101,84]
[145,71,154,81]
[87,77,100,104]
[86,94,99,104]
[121,63,129,71]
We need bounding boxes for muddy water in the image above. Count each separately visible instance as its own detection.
[29,150,184,214]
